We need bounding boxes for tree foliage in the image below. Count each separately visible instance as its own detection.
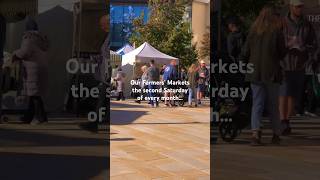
[129,0,198,68]
[222,0,284,32]
[198,32,210,61]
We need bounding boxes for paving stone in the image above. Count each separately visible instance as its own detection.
[111,100,210,179]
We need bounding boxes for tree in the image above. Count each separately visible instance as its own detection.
[222,0,284,32]
[129,0,198,68]
[198,32,210,61]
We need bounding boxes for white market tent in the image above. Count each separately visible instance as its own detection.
[121,42,179,97]
[122,42,178,66]
[116,44,134,55]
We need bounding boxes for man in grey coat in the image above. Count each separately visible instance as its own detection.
[147,59,160,107]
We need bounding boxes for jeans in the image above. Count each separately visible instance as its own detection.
[148,84,158,106]
[188,87,197,105]
[27,96,47,122]
[251,82,281,135]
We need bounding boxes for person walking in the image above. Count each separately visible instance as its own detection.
[13,17,49,125]
[279,0,318,135]
[227,17,246,62]
[134,65,148,104]
[187,64,199,108]
[180,67,188,81]
[115,67,126,101]
[197,60,209,105]
[79,15,111,132]
[146,59,160,107]
[163,59,178,107]
[0,14,6,123]
[242,6,287,145]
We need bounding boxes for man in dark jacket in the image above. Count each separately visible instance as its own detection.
[0,14,6,121]
[147,59,160,107]
[227,17,245,62]
[279,0,318,135]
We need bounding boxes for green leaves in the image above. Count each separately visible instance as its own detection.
[129,0,198,68]
[222,0,283,33]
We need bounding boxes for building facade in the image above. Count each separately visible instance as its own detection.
[110,0,148,50]
[191,0,210,63]
[110,0,211,59]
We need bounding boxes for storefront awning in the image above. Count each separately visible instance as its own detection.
[0,0,37,21]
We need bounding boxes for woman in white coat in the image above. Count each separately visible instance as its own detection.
[13,18,49,125]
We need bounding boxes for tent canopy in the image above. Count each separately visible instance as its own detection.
[116,43,134,55]
[122,42,178,66]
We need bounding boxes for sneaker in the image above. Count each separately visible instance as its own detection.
[251,130,263,146]
[305,111,318,117]
[30,119,41,125]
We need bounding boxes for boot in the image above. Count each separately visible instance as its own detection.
[251,130,262,146]
[271,134,281,145]
[281,119,291,136]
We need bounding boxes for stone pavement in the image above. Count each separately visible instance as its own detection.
[110,100,210,180]
[0,117,108,180]
[213,116,320,180]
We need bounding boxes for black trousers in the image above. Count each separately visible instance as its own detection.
[300,75,318,113]
[95,83,109,125]
[25,96,47,122]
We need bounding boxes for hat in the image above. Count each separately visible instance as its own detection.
[289,0,304,6]
[200,60,206,64]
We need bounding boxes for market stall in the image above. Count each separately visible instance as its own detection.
[121,42,179,96]
[116,43,134,55]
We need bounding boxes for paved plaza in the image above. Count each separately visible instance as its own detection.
[213,116,320,180]
[110,100,211,180]
[0,117,108,180]
[1,100,319,180]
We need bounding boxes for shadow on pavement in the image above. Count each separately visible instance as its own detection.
[0,152,107,180]
[111,101,145,108]
[110,138,135,141]
[130,122,208,125]
[0,128,107,147]
[111,109,147,125]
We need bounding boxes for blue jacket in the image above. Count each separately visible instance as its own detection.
[163,64,177,81]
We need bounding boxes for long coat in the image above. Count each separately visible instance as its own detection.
[115,71,125,92]
[242,29,287,84]
[14,31,49,98]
